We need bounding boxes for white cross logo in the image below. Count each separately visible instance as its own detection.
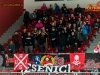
[14,54,28,70]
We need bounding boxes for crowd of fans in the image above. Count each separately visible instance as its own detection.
[2,3,100,54]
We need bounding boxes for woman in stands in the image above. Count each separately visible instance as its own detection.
[41,3,47,11]
[8,41,15,53]
[94,42,100,53]
[35,20,43,30]
[12,31,19,49]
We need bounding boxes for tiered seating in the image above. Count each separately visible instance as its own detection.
[3,7,100,54]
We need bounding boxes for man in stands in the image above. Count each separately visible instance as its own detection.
[53,3,60,13]
[74,4,82,16]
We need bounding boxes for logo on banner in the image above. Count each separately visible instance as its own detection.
[70,53,85,70]
[41,55,54,66]
[14,54,28,70]
[33,55,41,65]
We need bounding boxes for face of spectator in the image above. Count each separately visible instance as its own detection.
[77,4,80,8]
[28,32,31,36]
[15,32,18,35]
[52,22,55,26]
[43,3,46,6]
[71,14,74,17]
[60,20,62,23]
[10,41,13,44]
[64,8,66,10]
[44,18,47,21]
[52,28,55,31]
[78,18,81,21]
[54,3,57,7]
[97,19,100,22]
[84,22,86,25]
[38,20,41,23]
[78,27,81,30]
[71,32,74,36]
[23,29,27,32]
[51,17,54,20]
[73,23,76,27]
[88,15,91,18]
[79,13,81,16]
[63,27,66,30]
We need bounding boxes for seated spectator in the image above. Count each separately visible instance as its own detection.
[21,28,27,48]
[56,32,67,52]
[84,15,93,33]
[67,23,72,36]
[40,11,49,19]
[30,11,37,21]
[81,22,88,42]
[49,27,57,48]
[12,31,19,49]
[62,7,70,17]
[68,14,76,24]
[0,44,4,53]
[61,4,67,12]
[76,17,82,27]
[49,21,57,32]
[25,32,33,53]
[53,3,60,13]
[94,42,100,53]
[48,4,53,12]
[41,3,47,11]
[43,17,49,28]
[37,30,48,53]
[94,18,100,33]
[69,31,78,53]
[76,27,83,47]
[8,41,15,53]
[35,20,43,29]
[74,4,82,16]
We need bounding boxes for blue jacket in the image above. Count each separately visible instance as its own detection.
[54,5,60,12]
[81,25,88,35]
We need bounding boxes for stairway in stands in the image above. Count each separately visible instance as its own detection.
[0,14,24,45]
[86,32,100,53]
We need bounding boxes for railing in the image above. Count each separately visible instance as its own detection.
[0,72,99,75]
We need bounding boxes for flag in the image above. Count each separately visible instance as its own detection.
[70,53,85,70]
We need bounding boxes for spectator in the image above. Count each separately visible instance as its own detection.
[84,15,93,33]
[49,27,57,48]
[76,27,83,47]
[43,17,49,28]
[48,4,53,12]
[40,11,49,19]
[76,17,82,27]
[74,4,82,16]
[31,28,38,48]
[56,32,67,52]
[23,11,30,27]
[0,44,4,53]
[67,23,72,35]
[94,42,100,53]
[61,4,67,12]
[49,21,57,32]
[12,31,19,49]
[81,22,88,42]
[62,7,70,17]
[41,3,47,11]
[30,11,37,21]
[54,3,60,13]
[35,20,43,29]
[21,28,27,48]
[25,32,33,53]
[69,31,78,53]
[38,31,48,53]
[94,18,100,33]
[8,41,15,53]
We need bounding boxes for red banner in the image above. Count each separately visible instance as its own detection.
[70,53,85,70]
[14,54,28,70]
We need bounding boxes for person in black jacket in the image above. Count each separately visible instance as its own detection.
[25,32,33,53]
[0,44,4,53]
[49,27,57,48]
[69,31,78,53]
[62,7,70,17]
[38,31,48,53]
[74,4,82,16]
[56,32,67,52]
[21,28,27,48]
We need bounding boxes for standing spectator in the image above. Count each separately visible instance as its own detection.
[76,27,83,47]
[56,32,67,52]
[41,3,47,11]
[12,31,19,49]
[69,32,78,53]
[94,18,100,33]
[21,28,27,48]
[84,15,93,33]
[48,4,53,12]
[61,4,67,12]
[0,44,4,53]
[53,3,60,13]
[35,20,43,29]
[81,22,88,42]
[30,11,37,21]
[74,4,82,16]
[8,41,15,53]
[38,31,48,53]
[23,11,30,27]
[25,32,33,53]
[49,27,57,48]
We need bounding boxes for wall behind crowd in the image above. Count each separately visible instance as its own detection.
[24,0,98,13]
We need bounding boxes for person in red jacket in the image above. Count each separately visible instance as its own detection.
[84,15,93,33]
